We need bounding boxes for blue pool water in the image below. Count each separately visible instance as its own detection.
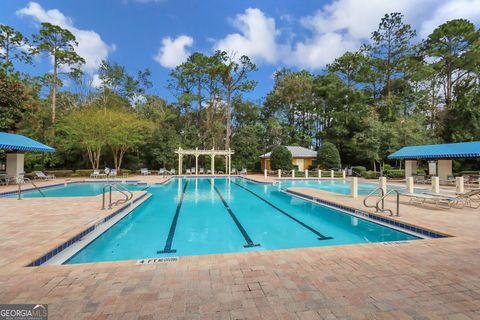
[2,182,145,198]
[66,177,418,264]
[276,179,419,195]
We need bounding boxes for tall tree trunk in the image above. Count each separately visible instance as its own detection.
[446,61,452,107]
[225,90,231,150]
[52,58,57,125]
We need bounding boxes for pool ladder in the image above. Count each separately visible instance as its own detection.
[363,187,400,216]
[17,176,46,199]
[102,183,133,209]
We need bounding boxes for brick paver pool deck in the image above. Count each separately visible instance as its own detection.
[0,175,479,319]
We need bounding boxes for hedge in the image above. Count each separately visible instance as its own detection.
[385,169,405,178]
[363,170,380,179]
[45,170,74,177]
[352,166,366,175]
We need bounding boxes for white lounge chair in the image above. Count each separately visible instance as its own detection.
[0,174,10,185]
[91,170,100,178]
[186,168,192,175]
[108,169,117,178]
[401,192,461,209]
[140,168,151,176]
[199,168,205,174]
[231,168,237,174]
[34,171,55,180]
[159,168,166,176]
[426,189,480,209]
[170,168,176,175]
[240,168,247,175]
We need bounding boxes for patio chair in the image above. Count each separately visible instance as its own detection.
[191,167,196,174]
[0,173,10,185]
[199,168,205,174]
[170,168,176,175]
[240,168,247,175]
[231,168,237,174]
[140,168,151,176]
[207,169,212,174]
[186,168,192,175]
[158,168,166,176]
[401,192,461,209]
[90,170,100,178]
[34,171,56,180]
[108,169,117,178]
[427,189,480,209]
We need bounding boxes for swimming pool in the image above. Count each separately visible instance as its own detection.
[65,177,418,264]
[276,179,420,195]
[2,181,146,198]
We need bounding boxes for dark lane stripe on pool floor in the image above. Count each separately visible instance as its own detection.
[208,179,260,248]
[157,180,189,254]
[231,181,333,241]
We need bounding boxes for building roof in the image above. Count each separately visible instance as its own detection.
[260,146,317,158]
[0,132,55,153]
[388,141,480,160]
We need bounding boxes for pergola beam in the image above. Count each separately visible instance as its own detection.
[175,147,234,175]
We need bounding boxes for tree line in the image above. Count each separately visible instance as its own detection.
[0,13,479,173]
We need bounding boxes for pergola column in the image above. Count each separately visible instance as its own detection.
[405,160,417,178]
[195,154,199,175]
[178,154,183,175]
[211,154,215,174]
[6,152,25,178]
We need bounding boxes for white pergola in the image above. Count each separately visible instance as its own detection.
[175,147,234,175]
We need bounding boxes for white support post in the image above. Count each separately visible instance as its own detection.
[6,152,25,178]
[351,177,358,198]
[264,169,267,179]
[318,170,322,178]
[330,170,334,179]
[305,169,309,179]
[456,176,464,193]
[211,154,215,174]
[406,177,414,194]
[278,169,281,178]
[228,154,232,175]
[292,169,295,178]
[342,170,346,180]
[379,177,387,195]
[432,176,440,193]
[178,154,182,175]
[195,155,199,175]
[225,155,228,175]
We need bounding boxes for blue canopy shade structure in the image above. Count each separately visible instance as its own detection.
[0,132,55,153]
[388,141,480,160]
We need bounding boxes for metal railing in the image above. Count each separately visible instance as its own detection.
[363,187,384,210]
[375,189,401,216]
[102,183,133,210]
[362,187,401,217]
[17,177,46,199]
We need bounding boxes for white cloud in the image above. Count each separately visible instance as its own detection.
[419,0,480,38]
[153,35,193,68]
[16,2,114,73]
[214,8,279,63]
[212,1,479,70]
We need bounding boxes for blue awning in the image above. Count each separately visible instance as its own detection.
[0,132,55,153]
[388,141,480,160]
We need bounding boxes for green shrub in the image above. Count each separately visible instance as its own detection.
[270,146,293,170]
[32,164,45,172]
[318,142,341,169]
[363,170,380,179]
[416,168,426,175]
[385,169,405,178]
[382,164,393,172]
[352,166,367,175]
[45,170,74,177]
[459,170,480,175]
[75,169,95,176]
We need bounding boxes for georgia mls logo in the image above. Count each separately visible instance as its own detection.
[0,304,48,320]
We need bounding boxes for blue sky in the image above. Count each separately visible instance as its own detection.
[1,0,479,102]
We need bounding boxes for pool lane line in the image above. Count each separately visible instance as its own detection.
[207,179,260,248]
[230,181,333,241]
[157,180,189,254]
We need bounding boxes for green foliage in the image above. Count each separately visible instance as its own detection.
[352,166,367,175]
[0,24,32,66]
[45,170,74,177]
[318,142,341,169]
[363,170,380,179]
[385,169,405,178]
[0,68,30,132]
[270,146,292,170]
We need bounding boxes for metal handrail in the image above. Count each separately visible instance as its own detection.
[374,189,401,216]
[102,183,133,209]
[363,187,385,209]
[17,177,46,199]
